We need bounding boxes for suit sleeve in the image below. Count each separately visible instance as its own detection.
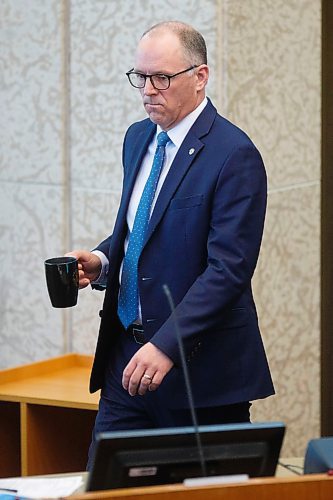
[90,126,132,289]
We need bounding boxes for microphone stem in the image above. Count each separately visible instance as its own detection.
[163,284,207,477]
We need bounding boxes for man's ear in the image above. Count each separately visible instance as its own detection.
[196,65,209,91]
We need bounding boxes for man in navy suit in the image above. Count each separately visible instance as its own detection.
[68,21,274,463]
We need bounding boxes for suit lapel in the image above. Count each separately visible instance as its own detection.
[144,99,217,245]
[114,122,156,234]
[122,123,156,210]
[145,133,204,243]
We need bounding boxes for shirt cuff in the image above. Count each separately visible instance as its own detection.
[91,250,109,287]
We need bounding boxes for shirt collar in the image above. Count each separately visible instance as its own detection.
[156,97,208,148]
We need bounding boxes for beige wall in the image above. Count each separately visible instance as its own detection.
[224,1,321,458]
[0,0,321,456]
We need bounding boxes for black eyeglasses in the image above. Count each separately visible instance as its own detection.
[126,65,198,90]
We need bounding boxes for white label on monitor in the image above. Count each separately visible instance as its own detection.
[184,474,249,486]
[128,466,158,477]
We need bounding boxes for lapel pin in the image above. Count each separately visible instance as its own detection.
[189,148,195,155]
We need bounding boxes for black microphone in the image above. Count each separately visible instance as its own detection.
[163,284,207,477]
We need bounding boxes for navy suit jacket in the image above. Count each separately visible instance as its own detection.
[90,99,274,408]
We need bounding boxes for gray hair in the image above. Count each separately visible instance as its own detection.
[142,21,207,66]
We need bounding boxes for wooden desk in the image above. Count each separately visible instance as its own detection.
[69,474,333,500]
[0,354,99,478]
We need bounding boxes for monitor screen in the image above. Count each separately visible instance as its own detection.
[86,421,285,492]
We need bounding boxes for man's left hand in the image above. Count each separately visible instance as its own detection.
[122,342,174,396]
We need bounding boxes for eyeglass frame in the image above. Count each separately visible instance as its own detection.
[126,65,199,90]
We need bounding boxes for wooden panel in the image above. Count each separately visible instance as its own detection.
[321,0,333,436]
[0,354,92,384]
[20,402,28,476]
[24,404,96,476]
[69,474,333,500]
[0,401,21,478]
[0,354,98,409]
[0,355,100,477]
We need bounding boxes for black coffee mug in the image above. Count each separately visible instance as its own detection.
[45,256,79,308]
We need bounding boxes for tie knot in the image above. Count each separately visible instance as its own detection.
[157,131,170,147]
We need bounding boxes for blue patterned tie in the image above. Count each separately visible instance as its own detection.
[118,131,171,329]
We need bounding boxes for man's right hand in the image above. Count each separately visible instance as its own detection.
[65,250,102,289]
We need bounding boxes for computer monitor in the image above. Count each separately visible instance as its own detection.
[86,421,285,491]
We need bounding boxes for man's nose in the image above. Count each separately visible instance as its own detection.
[143,77,158,95]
